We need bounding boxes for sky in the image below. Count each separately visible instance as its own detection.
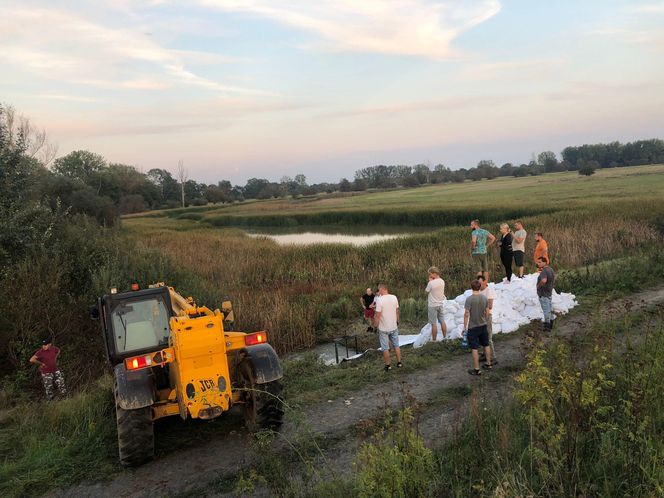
[1,0,663,184]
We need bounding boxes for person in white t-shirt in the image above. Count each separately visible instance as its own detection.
[512,221,527,278]
[477,274,498,365]
[425,266,447,342]
[372,283,402,372]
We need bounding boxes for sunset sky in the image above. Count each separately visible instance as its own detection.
[2,0,663,184]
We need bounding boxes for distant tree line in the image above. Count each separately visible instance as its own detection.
[3,104,663,218]
[43,137,664,215]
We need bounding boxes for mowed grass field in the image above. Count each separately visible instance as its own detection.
[124,165,664,353]
[128,164,664,224]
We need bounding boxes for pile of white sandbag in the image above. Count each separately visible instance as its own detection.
[410,273,577,348]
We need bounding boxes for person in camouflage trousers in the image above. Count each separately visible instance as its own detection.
[30,338,66,400]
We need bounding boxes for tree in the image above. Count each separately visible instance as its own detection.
[402,175,420,187]
[579,165,595,176]
[52,150,106,184]
[1,104,58,166]
[475,160,499,180]
[0,104,60,267]
[177,159,187,207]
[579,161,598,176]
[294,174,307,187]
[339,178,352,192]
[537,151,560,172]
[147,168,179,204]
[352,178,368,191]
[500,163,514,176]
[412,164,431,184]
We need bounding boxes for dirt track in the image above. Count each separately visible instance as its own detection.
[49,287,664,498]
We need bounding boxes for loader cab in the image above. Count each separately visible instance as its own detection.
[98,286,173,365]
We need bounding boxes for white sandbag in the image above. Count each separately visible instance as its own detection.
[411,272,577,344]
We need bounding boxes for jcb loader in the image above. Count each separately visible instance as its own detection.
[92,283,284,466]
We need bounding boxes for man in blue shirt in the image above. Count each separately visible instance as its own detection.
[470,219,496,281]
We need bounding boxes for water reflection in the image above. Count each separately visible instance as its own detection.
[244,224,434,246]
[247,232,404,246]
[245,224,431,236]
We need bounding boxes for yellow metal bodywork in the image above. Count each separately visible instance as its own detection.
[144,284,256,421]
[169,309,232,419]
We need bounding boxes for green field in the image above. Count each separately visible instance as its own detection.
[127,164,664,227]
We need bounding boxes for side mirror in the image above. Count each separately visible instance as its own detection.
[90,307,100,320]
[221,300,235,324]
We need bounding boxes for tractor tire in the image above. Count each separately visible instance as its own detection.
[115,393,154,467]
[238,360,284,432]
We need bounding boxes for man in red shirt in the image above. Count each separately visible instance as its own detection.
[30,338,66,400]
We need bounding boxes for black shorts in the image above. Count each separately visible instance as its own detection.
[467,325,489,350]
[513,250,525,267]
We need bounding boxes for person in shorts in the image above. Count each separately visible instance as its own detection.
[463,279,492,375]
[360,287,376,332]
[512,221,527,278]
[477,274,498,364]
[425,266,447,342]
[373,283,402,372]
[470,219,496,281]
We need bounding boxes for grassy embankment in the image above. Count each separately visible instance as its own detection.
[234,307,664,498]
[2,165,664,497]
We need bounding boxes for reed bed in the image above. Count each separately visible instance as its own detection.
[126,198,664,354]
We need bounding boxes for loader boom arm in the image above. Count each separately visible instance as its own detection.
[149,282,196,316]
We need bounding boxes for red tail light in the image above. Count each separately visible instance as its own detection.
[131,283,140,291]
[125,354,152,371]
[244,332,267,346]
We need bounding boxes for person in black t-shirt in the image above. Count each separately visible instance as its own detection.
[360,288,376,332]
[498,223,514,282]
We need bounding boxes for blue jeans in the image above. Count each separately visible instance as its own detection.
[539,296,552,322]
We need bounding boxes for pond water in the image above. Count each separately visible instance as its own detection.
[245,224,433,247]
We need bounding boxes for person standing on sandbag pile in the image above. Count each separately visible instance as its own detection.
[463,279,493,376]
[498,223,514,282]
[512,221,527,278]
[470,219,496,281]
[536,257,556,331]
[373,283,402,372]
[425,267,447,342]
[477,275,498,365]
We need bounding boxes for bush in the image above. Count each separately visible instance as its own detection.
[356,408,436,498]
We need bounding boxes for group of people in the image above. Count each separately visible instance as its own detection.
[470,219,549,283]
[360,219,556,375]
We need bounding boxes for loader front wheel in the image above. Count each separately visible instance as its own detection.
[116,399,154,467]
[238,361,284,432]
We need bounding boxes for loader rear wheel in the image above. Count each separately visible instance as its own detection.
[115,396,154,467]
[238,361,284,432]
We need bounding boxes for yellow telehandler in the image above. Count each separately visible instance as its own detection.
[92,283,283,466]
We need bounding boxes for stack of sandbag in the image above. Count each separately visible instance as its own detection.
[413,272,577,348]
